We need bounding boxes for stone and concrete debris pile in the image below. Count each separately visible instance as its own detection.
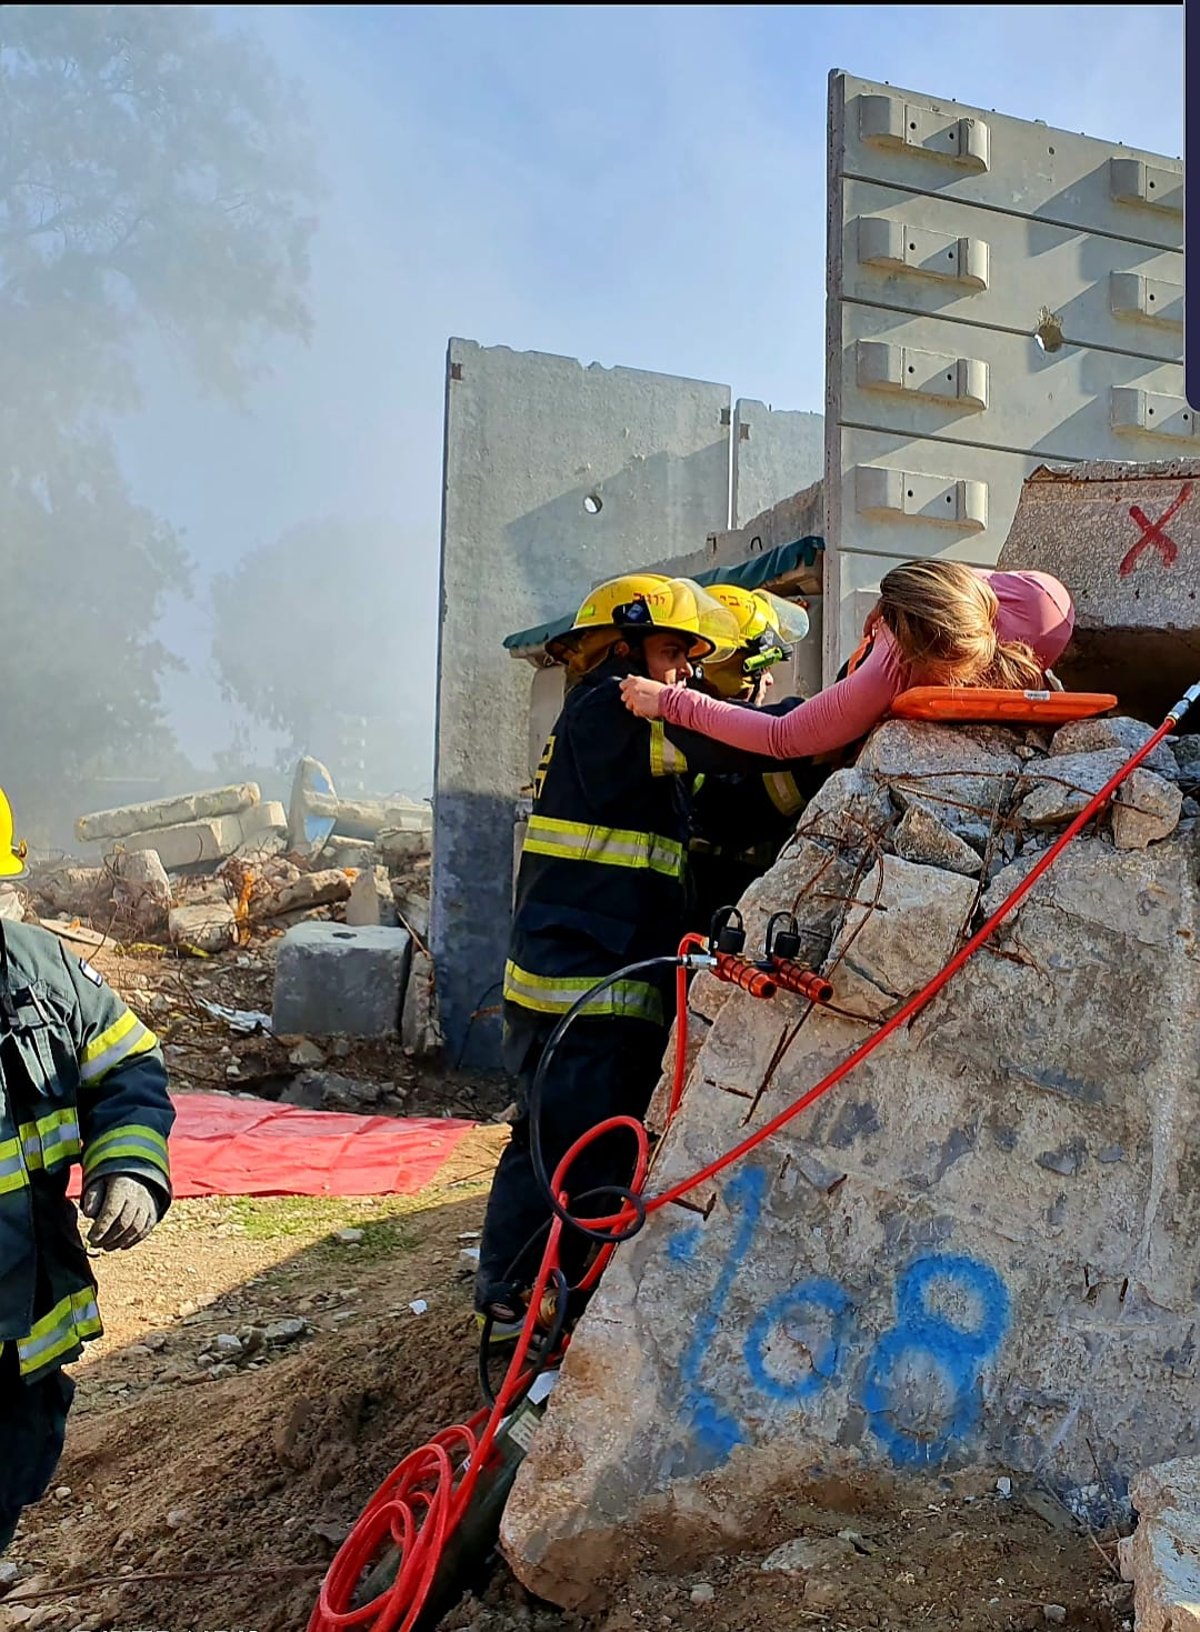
[501,712,1200,1614]
[9,756,441,1062]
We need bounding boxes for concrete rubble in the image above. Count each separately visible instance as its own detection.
[501,713,1200,1613]
[1122,1455,1200,1632]
[10,757,442,1065]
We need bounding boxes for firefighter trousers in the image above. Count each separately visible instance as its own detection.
[476,1004,668,1316]
[0,1343,75,1554]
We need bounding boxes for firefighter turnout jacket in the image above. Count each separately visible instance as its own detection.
[0,922,174,1383]
[506,656,800,1032]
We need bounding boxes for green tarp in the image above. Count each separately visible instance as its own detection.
[503,535,824,654]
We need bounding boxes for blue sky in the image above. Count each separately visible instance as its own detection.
[118,3,1184,780]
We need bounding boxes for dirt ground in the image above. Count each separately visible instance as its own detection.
[0,948,1132,1632]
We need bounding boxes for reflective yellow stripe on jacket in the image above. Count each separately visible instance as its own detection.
[79,1009,158,1085]
[17,1288,103,1378]
[82,1123,170,1185]
[0,1133,27,1196]
[649,720,688,778]
[523,815,685,880]
[503,961,664,1025]
[764,771,807,817]
[19,1108,82,1174]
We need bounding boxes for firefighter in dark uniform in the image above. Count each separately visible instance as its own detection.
[0,789,174,1553]
[684,586,833,931]
[474,575,762,1332]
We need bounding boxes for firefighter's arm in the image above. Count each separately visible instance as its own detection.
[58,945,175,1229]
[659,717,779,778]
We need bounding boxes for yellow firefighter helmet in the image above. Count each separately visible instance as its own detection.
[701,586,810,699]
[548,574,740,673]
[0,788,28,879]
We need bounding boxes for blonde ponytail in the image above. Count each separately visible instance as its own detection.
[878,560,1044,690]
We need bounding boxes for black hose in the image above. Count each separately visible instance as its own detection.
[526,956,678,1245]
[477,1267,569,1412]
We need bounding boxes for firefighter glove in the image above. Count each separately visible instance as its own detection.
[80,1175,160,1251]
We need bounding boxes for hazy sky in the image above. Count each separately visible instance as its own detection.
[114,3,1185,776]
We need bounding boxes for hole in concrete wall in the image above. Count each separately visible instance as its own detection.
[1034,309,1065,353]
[1057,627,1200,727]
[583,493,603,515]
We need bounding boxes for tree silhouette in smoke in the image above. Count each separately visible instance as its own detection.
[211,519,435,799]
[0,4,317,826]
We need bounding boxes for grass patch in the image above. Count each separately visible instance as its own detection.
[227,1195,421,1259]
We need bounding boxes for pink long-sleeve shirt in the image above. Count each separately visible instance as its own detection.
[660,569,1076,761]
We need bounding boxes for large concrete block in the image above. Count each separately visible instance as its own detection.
[77,784,260,844]
[433,339,732,1068]
[999,461,1200,721]
[124,814,247,870]
[501,718,1200,1610]
[1128,1456,1200,1632]
[272,922,412,1039]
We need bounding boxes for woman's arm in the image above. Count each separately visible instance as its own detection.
[620,635,909,760]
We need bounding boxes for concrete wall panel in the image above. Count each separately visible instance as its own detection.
[837,73,1183,250]
[433,340,731,1066]
[731,399,824,527]
[827,432,1062,667]
[840,180,1184,362]
[839,305,1188,456]
[825,71,1184,682]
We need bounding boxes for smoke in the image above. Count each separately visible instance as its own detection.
[5,3,1180,838]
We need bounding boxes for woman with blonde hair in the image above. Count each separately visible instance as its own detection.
[619,560,1075,760]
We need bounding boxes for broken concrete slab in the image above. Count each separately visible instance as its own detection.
[857,720,1020,848]
[1017,749,1130,827]
[1050,717,1179,782]
[77,784,260,844]
[124,814,247,871]
[347,867,399,929]
[1127,1456,1200,1632]
[998,463,1200,722]
[31,865,108,917]
[322,837,378,871]
[830,853,978,1020]
[378,829,430,867]
[112,849,172,933]
[893,804,982,877]
[400,948,443,1058]
[255,868,352,922]
[272,922,412,1038]
[0,888,23,922]
[1017,752,1182,845]
[1112,769,1183,850]
[328,798,431,841]
[241,800,287,837]
[39,918,108,951]
[168,901,237,954]
[393,887,430,941]
[501,715,1200,1610]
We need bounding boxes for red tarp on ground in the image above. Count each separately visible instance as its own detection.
[66,1092,478,1200]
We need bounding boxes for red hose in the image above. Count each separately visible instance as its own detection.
[309,706,1184,1630]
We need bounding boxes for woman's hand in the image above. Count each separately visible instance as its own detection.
[862,599,883,641]
[619,675,668,719]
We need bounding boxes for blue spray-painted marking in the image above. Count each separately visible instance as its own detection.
[744,1277,855,1403]
[859,1252,1011,1467]
[674,1166,767,1463]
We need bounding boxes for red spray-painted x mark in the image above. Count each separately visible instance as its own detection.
[1119,481,1193,578]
